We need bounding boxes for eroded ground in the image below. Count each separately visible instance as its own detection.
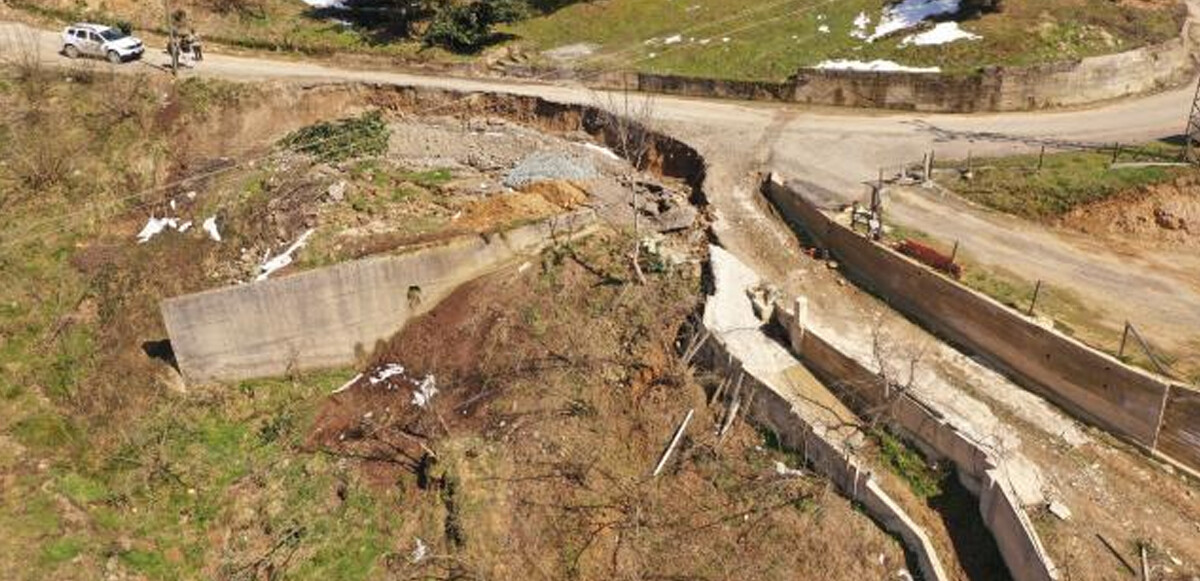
[0,71,903,580]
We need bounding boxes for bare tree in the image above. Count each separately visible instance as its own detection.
[592,83,658,285]
[861,322,927,431]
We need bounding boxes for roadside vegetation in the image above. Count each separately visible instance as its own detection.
[936,143,1193,220]
[8,0,1186,79]
[11,0,544,56]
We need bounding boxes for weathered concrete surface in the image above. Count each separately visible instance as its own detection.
[773,304,1058,581]
[701,246,949,581]
[762,174,1200,476]
[1158,386,1200,474]
[162,211,594,383]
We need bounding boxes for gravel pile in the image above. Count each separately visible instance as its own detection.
[503,151,598,188]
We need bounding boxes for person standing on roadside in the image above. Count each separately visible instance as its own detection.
[187,28,203,62]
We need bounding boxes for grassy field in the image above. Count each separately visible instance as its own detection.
[507,0,1185,79]
[10,0,1186,80]
[936,142,1192,220]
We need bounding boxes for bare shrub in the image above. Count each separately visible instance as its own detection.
[591,86,659,284]
[3,112,84,193]
[4,26,51,103]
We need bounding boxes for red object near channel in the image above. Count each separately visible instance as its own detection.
[895,239,962,279]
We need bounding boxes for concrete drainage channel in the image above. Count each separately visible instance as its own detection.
[769,301,1058,581]
[699,246,953,581]
[698,245,1058,580]
[159,84,1027,579]
[761,173,1200,479]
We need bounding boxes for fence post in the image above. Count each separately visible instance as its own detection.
[1027,280,1042,316]
[1036,145,1046,173]
[1119,321,1131,358]
[1126,322,1171,377]
[949,240,959,264]
[1111,142,1122,165]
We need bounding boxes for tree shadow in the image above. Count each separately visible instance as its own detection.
[301,0,584,49]
[302,0,430,45]
[930,0,1001,23]
[928,469,1013,581]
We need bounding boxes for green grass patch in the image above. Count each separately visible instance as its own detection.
[58,472,110,505]
[10,412,82,453]
[39,536,85,566]
[937,144,1189,220]
[175,78,249,118]
[401,168,455,188]
[873,429,944,500]
[507,0,1185,80]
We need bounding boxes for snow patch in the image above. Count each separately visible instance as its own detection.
[901,21,980,46]
[818,24,831,34]
[815,59,940,73]
[411,375,438,408]
[410,538,429,563]
[136,216,179,243]
[299,0,346,8]
[663,34,683,45]
[851,11,871,39]
[255,228,315,282]
[369,363,406,385]
[202,216,222,242]
[358,362,439,408]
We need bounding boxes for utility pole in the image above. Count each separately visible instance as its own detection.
[164,0,178,76]
[1184,76,1200,163]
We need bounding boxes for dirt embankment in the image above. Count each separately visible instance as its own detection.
[302,234,909,580]
[1060,173,1200,249]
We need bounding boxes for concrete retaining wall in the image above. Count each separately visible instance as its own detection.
[762,174,1200,477]
[788,33,1195,112]
[699,334,949,581]
[162,212,594,383]
[772,306,1058,581]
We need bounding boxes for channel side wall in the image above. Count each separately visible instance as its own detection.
[771,305,1058,581]
[699,334,949,581]
[762,174,1200,477]
[162,212,594,383]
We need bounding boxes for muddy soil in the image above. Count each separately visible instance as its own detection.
[1060,173,1200,249]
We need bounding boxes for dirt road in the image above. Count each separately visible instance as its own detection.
[3,20,1198,361]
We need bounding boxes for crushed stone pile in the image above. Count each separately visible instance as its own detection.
[503,151,598,188]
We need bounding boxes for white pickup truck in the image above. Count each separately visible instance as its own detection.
[61,23,145,64]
